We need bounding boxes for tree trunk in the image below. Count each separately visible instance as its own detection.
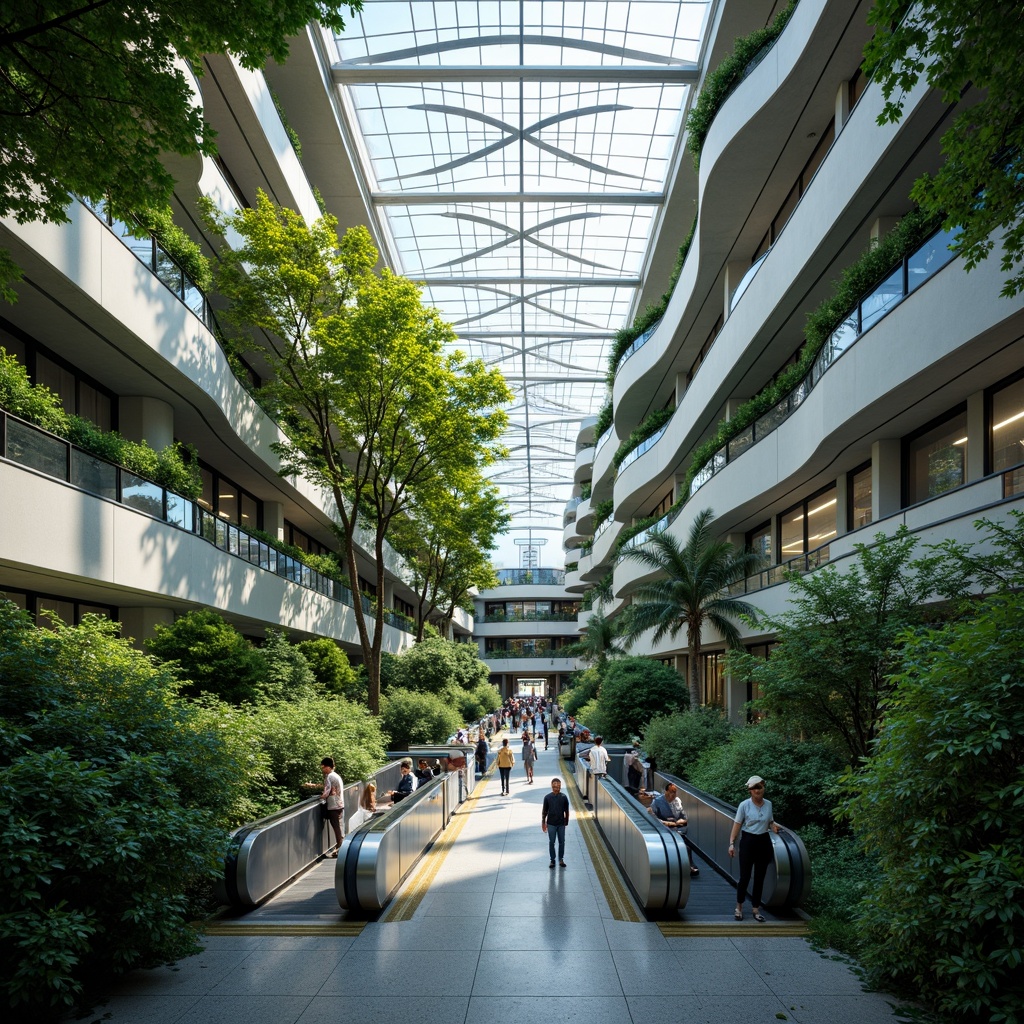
[687,623,702,709]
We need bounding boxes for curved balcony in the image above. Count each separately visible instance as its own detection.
[590,515,623,572]
[493,568,566,587]
[574,444,596,484]
[563,567,586,594]
[575,496,595,535]
[591,427,619,503]
[563,495,582,525]
[563,520,584,550]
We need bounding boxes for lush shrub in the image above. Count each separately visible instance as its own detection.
[688,724,846,831]
[560,667,601,717]
[257,628,317,701]
[297,637,359,699]
[449,640,491,691]
[246,694,387,814]
[842,592,1024,1023]
[597,657,689,742]
[381,687,462,751]
[469,679,501,715]
[147,609,266,704]
[0,605,239,1015]
[575,697,610,739]
[642,706,734,779]
[392,637,457,693]
[0,348,69,433]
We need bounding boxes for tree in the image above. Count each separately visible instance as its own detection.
[840,592,1024,1022]
[561,608,624,668]
[380,688,463,751]
[732,528,945,765]
[147,608,265,704]
[0,605,239,1014]
[621,509,761,708]
[296,637,359,699]
[201,194,511,715]
[258,628,316,702]
[863,1,1024,297]
[595,657,689,742]
[0,1,361,301]
[642,706,734,780]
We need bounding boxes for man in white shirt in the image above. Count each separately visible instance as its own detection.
[588,735,610,776]
[304,756,344,857]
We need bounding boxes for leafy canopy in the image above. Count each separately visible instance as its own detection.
[864,1,1024,296]
[0,2,361,299]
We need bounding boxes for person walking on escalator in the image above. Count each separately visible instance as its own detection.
[303,756,344,858]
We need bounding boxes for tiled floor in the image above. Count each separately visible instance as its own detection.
[78,742,910,1024]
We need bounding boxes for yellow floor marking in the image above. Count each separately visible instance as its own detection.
[379,764,494,923]
[203,922,365,936]
[658,921,810,937]
[558,762,644,923]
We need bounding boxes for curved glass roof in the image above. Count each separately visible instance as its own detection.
[328,1,711,561]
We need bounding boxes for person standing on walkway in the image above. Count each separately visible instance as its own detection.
[522,731,538,784]
[729,774,780,921]
[475,733,489,777]
[496,738,515,795]
[588,735,610,777]
[541,777,570,868]
[303,756,344,857]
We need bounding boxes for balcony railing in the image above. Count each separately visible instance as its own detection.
[618,424,668,472]
[81,198,213,328]
[494,568,566,586]
[689,226,959,500]
[482,648,575,660]
[482,611,579,623]
[614,318,662,376]
[0,408,413,632]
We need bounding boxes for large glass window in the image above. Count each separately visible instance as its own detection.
[747,521,772,567]
[848,463,873,530]
[990,375,1024,474]
[780,485,838,561]
[906,409,968,504]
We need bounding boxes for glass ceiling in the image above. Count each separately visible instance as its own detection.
[329,1,711,556]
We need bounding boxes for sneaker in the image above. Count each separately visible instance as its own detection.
[328,848,339,858]
[559,861,567,868]
[549,861,555,869]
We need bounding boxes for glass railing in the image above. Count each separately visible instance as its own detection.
[618,424,668,472]
[482,648,575,660]
[482,611,580,623]
[730,247,772,312]
[614,317,663,376]
[726,543,832,597]
[689,225,959,500]
[593,516,615,541]
[494,568,566,586]
[80,198,212,328]
[595,428,612,453]
[1,408,414,632]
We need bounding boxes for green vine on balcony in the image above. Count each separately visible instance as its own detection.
[580,480,592,500]
[612,406,675,469]
[594,398,613,444]
[592,498,614,531]
[1,348,202,497]
[685,2,798,170]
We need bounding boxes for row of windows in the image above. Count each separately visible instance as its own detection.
[483,600,580,618]
[484,638,575,654]
[745,371,1024,564]
[0,588,116,629]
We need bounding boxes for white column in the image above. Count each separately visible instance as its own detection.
[119,397,174,449]
[872,438,902,519]
[966,390,986,482]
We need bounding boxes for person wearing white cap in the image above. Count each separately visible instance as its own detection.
[728,775,780,921]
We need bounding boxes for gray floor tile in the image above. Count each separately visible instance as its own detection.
[474,949,623,995]
[469,995,632,1024]
[629,993,790,1024]
[612,948,700,994]
[77,994,199,1023]
[113,950,250,996]
[321,949,476,996]
[780,993,911,1022]
[297,996,469,1024]
[671,949,774,995]
[488,889,600,917]
[355,918,487,949]
[483,913,610,950]
[175,995,312,1024]
[416,892,493,916]
[206,949,334,996]
[602,921,671,949]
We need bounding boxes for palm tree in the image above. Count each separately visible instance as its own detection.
[621,509,762,708]
[561,607,623,668]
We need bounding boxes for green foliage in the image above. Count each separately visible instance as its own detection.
[246,693,386,814]
[469,680,501,716]
[732,527,950,765]
[596,657,690,742]
[381,687,463,751]
[560,609,623,668]
[621,509,762,708]
[0,604,239,1014]
[123,205,212,291]
[575,697,610,739]
[257,629,317,702]
[591,498,614,530]
[685,2,797,167]
[688,724,846,832]
[392,637,457,693]
[269,85,302,161]
[147,609,266,704]
[560,667,602,718]
[864,0,1024,297]
[842,590,1024,1022]
[0,348,69,432]
[0,1,362,300]
[297,638,359,699]
[612,406,675,469]
[642,706,734,779]
[594,398,613,443]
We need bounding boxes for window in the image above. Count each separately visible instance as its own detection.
[648,487,674,520]
[848,462,873,530]
[701,651,726,709]
[990,374,1024,474]
[747,521,772,567]
[780,485,837,561]
[906,408,968,504]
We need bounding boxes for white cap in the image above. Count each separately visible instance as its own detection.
[746,775,765,788]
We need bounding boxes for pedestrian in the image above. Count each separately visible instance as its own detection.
[625,739,644,794]
[496,738,515,795]
[541,715,549,750]
[386,758,415,803]
[475,733,489,777]
[729,775,781,921]
[522,731,538,783]
[650,781,700,876]
[588,734,610,776]
[303,756,344,858]
[541,777,570,868]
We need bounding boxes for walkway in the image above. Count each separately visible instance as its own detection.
[84,740,908,1024]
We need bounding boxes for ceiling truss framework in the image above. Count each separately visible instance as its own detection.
[330,1,711,536]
